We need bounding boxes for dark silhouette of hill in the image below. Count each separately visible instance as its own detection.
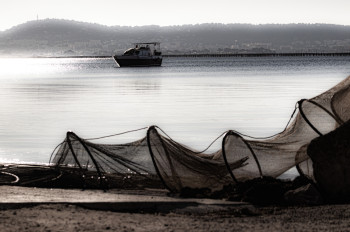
[2,19,115,42]
[0,19,350,56]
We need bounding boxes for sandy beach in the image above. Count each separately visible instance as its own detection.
[1,203,350,232]
[0,186,349,232]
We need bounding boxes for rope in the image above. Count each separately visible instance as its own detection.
[0,171,20,184]
[155,126,228,154]
[85,127,148,140]
[48,126,149,164]
[229,102,299,140]
[50,102,299,161]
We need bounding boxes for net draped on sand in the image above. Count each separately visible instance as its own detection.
[1,76,350,192]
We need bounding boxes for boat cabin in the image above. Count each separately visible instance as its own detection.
[122,42,161,57]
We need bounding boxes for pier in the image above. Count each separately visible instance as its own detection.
[163,52,350,58]
[34,52,350,59]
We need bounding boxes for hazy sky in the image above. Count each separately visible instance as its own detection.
[1,0,350,31]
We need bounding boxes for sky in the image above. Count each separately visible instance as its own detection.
[1,0,350,31]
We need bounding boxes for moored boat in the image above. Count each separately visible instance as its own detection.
[113,42,162,67]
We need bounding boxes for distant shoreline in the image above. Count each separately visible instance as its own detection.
[29,52,350,59]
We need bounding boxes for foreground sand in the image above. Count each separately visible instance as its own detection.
[1,203,350,232]
[0,185,348,231]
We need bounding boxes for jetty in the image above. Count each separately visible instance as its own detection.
[163,52,350,58]
[30,52,350,59]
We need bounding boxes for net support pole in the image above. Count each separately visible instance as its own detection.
[67,131,106,190]
[223,130,263,180]
[66,132,86,189]
[298,99,323,136]
[147,126,173,192]
[222,131,239,184]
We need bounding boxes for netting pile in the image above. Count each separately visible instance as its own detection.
[1,76,350,193]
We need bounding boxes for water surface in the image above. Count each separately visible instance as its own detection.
[0,56,349,163]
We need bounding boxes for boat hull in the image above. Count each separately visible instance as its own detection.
[113,55,162,67]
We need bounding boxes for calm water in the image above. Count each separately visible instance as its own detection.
[0,56,349,164]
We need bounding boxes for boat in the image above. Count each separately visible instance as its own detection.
[113,42,162,67]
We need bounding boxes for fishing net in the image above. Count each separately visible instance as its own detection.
[47,127,246,191]
[223,76,350,183]
[1,76,350,194]
[48,129,161,189]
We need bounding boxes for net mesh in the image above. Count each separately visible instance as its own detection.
[1,76,350,193]
[223,76,350,182]
[50,132,162,189]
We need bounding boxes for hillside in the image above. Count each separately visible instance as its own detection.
[1,19,350,56]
